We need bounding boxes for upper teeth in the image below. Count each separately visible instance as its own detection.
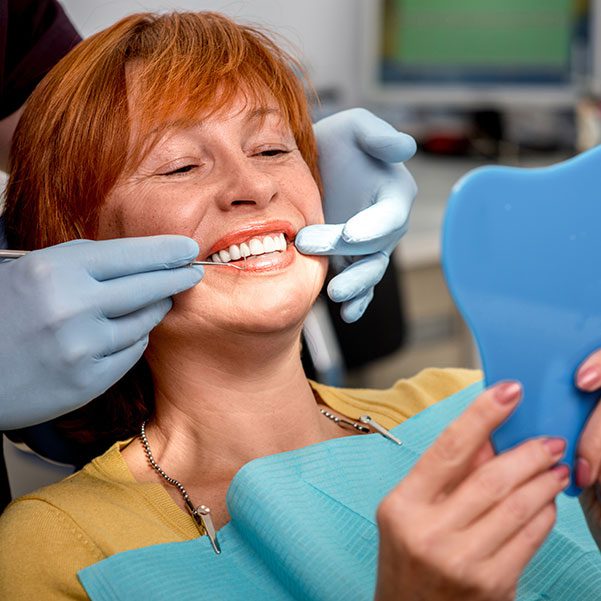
[211,233,287,263]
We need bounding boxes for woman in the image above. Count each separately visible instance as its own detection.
[0,11,590,601]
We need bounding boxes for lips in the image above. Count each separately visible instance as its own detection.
[203,220,297,260]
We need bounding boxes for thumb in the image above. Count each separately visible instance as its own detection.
[350,109,417,163]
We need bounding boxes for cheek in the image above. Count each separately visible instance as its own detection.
[283,170,324,226]
[96,186,207,240]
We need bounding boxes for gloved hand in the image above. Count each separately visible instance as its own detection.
[295,108,417,323]
[0,235,202,430]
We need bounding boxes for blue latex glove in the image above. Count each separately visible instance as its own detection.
[295,108,417,323]
[0,234,202,430]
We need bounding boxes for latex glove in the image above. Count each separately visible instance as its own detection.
[295,108,417,323]
[0,235,202,430]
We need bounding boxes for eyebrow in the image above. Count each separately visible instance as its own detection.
[146,107,282,138]
[245,107,281,122]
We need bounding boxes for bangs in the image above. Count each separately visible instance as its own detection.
[4,10,319,251]
[123,12,316,173]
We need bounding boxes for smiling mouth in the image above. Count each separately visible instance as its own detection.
[208,232,290,265]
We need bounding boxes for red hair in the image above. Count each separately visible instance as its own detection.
[4,11,319,249]
[3,12,319,462]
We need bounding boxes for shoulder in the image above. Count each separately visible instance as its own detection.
[0,495,102,600]
[395,367,483,398]
[311,368,483,428]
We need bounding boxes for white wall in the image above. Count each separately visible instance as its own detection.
[60,0,362,106]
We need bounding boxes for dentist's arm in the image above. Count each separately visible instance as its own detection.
[0,235,202,430]
[296,108,417,323]
[0,107,23,172]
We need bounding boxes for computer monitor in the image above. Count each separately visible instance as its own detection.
[360,0,599,108]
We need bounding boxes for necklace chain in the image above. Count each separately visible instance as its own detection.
[139,411,370,514]
[319,408,371,433]
[140,421,195,511]
[139,421,221,554]
[139,409,381,556]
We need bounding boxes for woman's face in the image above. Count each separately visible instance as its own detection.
[97,90,327,339]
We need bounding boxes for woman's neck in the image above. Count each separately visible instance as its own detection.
[128,326,342,492]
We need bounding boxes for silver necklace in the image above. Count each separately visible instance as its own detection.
[320,409,403,445]
[139,410,401,555]
[139,421,221,554]
[319,409,370,433]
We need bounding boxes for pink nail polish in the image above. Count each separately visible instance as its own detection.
[543,438,566,457]
[494,382,522,405]
[576,458,592,488]
[578,367,601,391]
[552,464,570,482]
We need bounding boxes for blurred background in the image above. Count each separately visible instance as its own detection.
[11,0,601,388]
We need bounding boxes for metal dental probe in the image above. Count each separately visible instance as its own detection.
[0,249,246,270]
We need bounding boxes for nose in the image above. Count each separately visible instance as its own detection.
[215,153,278,211]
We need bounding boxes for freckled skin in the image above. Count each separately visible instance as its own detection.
[97,92,327,341]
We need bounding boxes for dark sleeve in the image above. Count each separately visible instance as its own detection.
[0,0,82,119]
[0,442,10,513]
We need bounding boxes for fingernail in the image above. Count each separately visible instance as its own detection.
[552,464,570,483]
[576,457,592,488]
[544,438,566,458]
[494,381,522,405]
[577,366,601,391]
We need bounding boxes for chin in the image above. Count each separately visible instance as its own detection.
[225,261,326,334]
[166,255,327,339]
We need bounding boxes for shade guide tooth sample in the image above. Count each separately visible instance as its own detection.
[442,145,601,496]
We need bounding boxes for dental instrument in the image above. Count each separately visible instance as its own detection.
[0,249,245,270]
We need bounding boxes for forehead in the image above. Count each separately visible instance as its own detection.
[125,62,290,150]
[126,61,290,169]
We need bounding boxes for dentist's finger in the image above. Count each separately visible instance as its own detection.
[341,178,415,244]
[295,224,400,256]
[95,336,150,390]
[351,109,417,163]
[339,289,374,324]
[83,236,199,281]
[294,224,346,254]
[100,265,203,318]
[103,299,173,355]
[327,253,389,303]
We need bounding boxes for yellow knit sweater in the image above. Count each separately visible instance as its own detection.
[0,368,481,600]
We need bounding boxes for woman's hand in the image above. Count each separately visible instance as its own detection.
[374,382,569,601]
[572,350,601,548]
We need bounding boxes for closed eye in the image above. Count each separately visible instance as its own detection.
[162,164,198,176]
[257,149,291,157]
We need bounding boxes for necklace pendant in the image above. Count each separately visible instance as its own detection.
[190,505,221,555]
[359,415,403,446]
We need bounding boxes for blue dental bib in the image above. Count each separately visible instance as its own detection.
[79,384,601,600]
[443,146,601,496]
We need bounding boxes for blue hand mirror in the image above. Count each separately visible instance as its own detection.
[442,146,601,496]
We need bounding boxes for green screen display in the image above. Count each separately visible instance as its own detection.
[382,0,579,72]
